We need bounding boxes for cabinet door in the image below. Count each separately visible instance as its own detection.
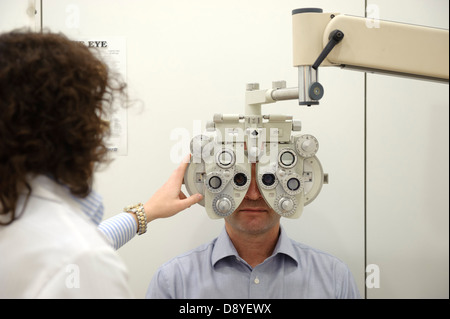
[366,0,449,299]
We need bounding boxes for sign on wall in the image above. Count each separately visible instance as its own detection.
[77,37,128,156]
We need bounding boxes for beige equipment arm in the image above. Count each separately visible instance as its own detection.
[292,8,449,106]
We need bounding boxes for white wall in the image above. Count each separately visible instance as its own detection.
[366,0,449,298]
[0,0,39,31]
[1,0,447,299]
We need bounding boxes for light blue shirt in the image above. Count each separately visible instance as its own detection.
[146,227,361,299]
[71,190,137,250]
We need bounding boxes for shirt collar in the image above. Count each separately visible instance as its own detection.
[211,225,299,267]
[211,228,239,266]
[272,225,299,265]
[70,190,104,226]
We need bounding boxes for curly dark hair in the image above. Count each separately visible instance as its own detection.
[0,30,127,225]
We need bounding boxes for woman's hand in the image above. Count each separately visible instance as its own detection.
[143,156,203,223]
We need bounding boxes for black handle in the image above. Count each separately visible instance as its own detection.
[312,29,344,70]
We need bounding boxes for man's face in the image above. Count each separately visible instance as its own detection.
[224,163,281,235]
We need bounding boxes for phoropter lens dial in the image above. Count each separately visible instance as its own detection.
[278,149,297,168]
[216,149,235,169]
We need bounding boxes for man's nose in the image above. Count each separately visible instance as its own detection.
[244,163,263,200]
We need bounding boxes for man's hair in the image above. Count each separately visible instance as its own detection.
[0,30,127,225]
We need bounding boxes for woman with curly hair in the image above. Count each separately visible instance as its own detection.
[0,30,202,298]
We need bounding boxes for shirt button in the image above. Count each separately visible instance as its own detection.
[254,277,260,284]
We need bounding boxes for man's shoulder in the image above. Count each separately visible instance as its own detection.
[287,236,348,267]
[158,237,218,269]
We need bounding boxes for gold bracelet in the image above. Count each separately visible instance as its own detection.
[124,203,147,235]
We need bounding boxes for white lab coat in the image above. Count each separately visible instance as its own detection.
[0,175,133,298]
